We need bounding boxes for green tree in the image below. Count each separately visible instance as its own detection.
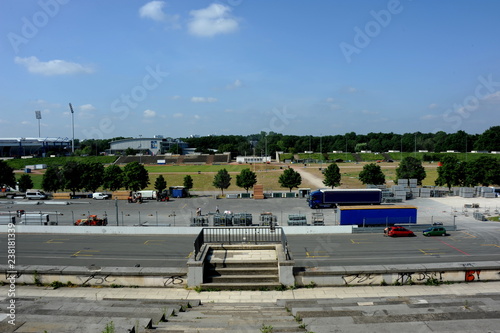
[81,162,104,193]
[359,163,386,185]
[396,157,426,185]
[322,163,341,188]
[123,162,149,191]
[278,168,302,192]
[213,169,231,195]
[183,175,193,195]
[435,155,461,190]
[154,175,167,193]
[474,126,500,151]
[125,147,136,156]
[61,161,84,195]
[0,160,16,189]
[42,166,62,193]
[102,165,124,191]
[236,168,257,193]
[466,156,500,186]
[18,174,34,192]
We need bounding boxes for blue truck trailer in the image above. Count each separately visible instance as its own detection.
[339,205,417,226]
[308,189,382,209]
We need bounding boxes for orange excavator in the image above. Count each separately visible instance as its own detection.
[74,215,108,226]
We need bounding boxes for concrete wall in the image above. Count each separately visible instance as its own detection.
[295,261,500,286]
[1,265,187,288]
[2,261,498,288]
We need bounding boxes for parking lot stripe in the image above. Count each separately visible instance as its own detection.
[436,239,470,256]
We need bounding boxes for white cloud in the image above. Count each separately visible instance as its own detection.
[173,113,183,118]
[79,104,96,111]
[194,115,201,120]
[361,110,379,115]
[326,97,335,103]
[139,1,180,28]
[139,1,166,21]
[15,56,94,76]
[226,79,242,89]
[191,96,218,103]
[188,3,239,37]
[428,103,438,109]
[169,95,182,100]
[143,109,157,118]
[483,91,500,102]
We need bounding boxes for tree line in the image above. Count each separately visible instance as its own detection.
[70,127,499,158]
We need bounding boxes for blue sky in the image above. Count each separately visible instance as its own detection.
[1,0,499,140]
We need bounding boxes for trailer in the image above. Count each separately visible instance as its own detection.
[308,189,382,208]
[339,205,417,226]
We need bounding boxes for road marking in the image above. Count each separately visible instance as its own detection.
[419,249,445,255]
[305,248,329,258]
[71,250,100,257]
[185,251,193,258]
[481,244,500,248]
[181,204,187,209]
[460,231,477,238]
[435,239,470,256]
[45,239,68,244]
[144,240,165,245]
[350,239,370,244]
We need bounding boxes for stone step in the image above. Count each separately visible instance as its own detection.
[199,282,284,290]
[206,259,278,268]
[206,266,279,275]
[205,274,279,284]
[153,302,306,333]
[2,314,152,333]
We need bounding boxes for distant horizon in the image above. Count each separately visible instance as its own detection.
[2,1,499,139]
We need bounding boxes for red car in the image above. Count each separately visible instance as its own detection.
[384,226,415,237]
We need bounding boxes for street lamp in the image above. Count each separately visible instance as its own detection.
[69,103,75,153]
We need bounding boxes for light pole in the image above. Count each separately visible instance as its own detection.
[35,110,41,137]
[69,103,75,153]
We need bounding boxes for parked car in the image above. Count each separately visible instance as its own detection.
[423,226,447,236]
[92,192,109,200]
[384,226,415,237]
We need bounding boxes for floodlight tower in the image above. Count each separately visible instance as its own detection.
[35,110,41,137]
[69,103,75,153]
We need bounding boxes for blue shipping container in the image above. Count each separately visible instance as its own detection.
[339,205,417,226]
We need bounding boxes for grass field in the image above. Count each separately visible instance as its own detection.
[6,156,117,170]
[16,161,441,192]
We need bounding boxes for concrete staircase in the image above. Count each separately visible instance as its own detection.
[201,245,282,290]
[154,302,307,332]
[0,296,200,333]
[278,294,500,333]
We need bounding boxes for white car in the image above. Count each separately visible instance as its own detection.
[92,193,109,200]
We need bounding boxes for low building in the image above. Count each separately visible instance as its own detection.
[107,138,188,156]
[236,156,271,163]
[0,137,71,157]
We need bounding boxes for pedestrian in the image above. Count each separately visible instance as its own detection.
[196,207,201,216]
[215,205,220,214]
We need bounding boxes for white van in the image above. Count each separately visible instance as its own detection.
[25,191,47,200]
[92,192,109,200]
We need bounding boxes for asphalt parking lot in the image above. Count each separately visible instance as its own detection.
[2,193,498,227]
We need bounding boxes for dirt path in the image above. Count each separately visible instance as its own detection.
[291,166,324,189]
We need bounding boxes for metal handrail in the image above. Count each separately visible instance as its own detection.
[192,227,291,261]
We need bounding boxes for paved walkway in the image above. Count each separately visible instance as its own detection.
[4,281,500,304]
